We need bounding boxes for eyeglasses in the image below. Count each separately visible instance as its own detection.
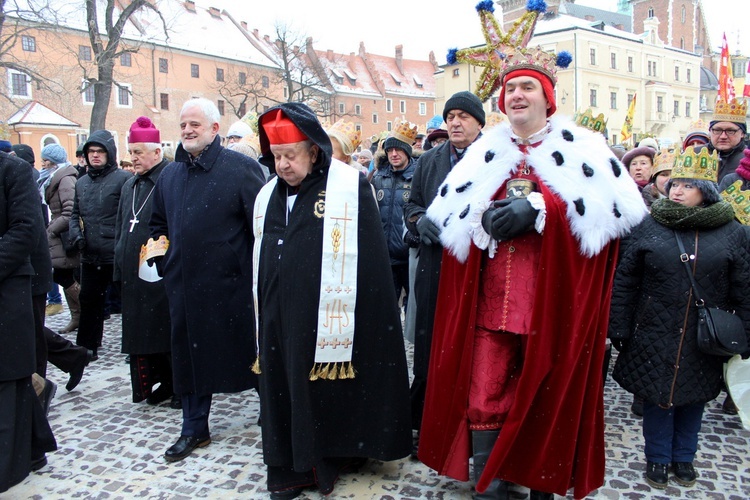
[710,128,741,137]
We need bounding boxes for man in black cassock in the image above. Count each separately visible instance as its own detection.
[150,98,265,462]
[254,103,411,499]
[115,117,175,407]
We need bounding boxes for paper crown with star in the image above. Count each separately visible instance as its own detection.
[652,148,676,177]
[671,146,718,182]
[574,108,608,135]
[712,97,748,124]
[446,0,572,102]
[327,119,362,154]
[721,180,750,226]
[389,118,419,145]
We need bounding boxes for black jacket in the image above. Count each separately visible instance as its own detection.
[69,130,132,265]
[711,140,748,184]
[609,215,750,407]
[371,157,415,265]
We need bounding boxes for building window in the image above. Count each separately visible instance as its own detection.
[648,7,654,18]
[120,52,131,67]
[159,58,168,74]
[400,100,406,113]
[283,87,288,99]
[673,100,679,116]
[159,93,169,110]
[386,99,393,112]
[82,82,95,104]
[191,64,199,78]
[657,96,663,112]
[647,61,657,77]
[216,68,224,82]
[79,45,92,61]
[419,102,426,115]
[452,68,460,77]
[116,84,131,107]
[610,53,617,69]
[262,76,269,88]
[590,48,596,65]
[674,66,679,81]
[338,102,345,114]
[372,113,378,124]
[218,99,225,115]
[355,104,361,115]
[589,89,597,107]
[628,56,633,72]
[21,35,36,52]
[627,93,634,106]
[681,5,686,23]
[355,124,362,132]
[239,72,246,85]
[9,70,31,98]
[238,102,246,116]
[491,96,499,112]
[387,121,393,132]
[680,37,685,50]
[610,92,617,109]
[685,101,691,117]
[686,68,691,83]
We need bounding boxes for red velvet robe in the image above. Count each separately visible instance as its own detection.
[418,181,618,498]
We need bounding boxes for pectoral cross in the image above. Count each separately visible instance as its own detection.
[129,217,139,232]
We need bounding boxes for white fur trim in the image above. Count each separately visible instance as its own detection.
[527,191,546,233]
[426,116,648,262]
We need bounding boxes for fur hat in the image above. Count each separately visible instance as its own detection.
[443,91,486,127]
[41,143,67,164]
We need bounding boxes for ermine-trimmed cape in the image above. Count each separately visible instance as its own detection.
[419,117,647,498]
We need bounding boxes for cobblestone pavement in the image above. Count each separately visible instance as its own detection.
[4,307,750,499]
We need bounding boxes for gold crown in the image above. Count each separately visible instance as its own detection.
[327,119,362,155]
[240,111,259,134]
[499,46,565,88]
[671,146,718,182]
[652,148,676,177]
[713,98,748,124]
[139,235,170,263]
[389,119,418,145]
[721,180,750,226]
[685,119,708,137]
[574,108,608,135]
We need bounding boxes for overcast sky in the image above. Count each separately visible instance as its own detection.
[207,0,750,65]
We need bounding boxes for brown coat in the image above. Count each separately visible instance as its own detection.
[44,164,79,269]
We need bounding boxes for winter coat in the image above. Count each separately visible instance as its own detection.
[718,171,750,192]
[609,214,750,407]
[45,164,79,269]
[115,159,171,355]
[0,152,43,381]
[371,157,415,265]
[150,135,266,396]
[69,130,131,265]
[711,140,748,183]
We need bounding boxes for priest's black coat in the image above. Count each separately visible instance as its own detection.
[150,137,265,395]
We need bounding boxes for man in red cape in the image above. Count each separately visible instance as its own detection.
[417,46,647,499]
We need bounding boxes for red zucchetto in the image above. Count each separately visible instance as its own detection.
[260,108,308,145]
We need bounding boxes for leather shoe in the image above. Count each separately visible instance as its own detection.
[169,395,182,409]
[672,462,697,487]
[269,487,304,499]
[67,349,93,391]
[40,379,57,417]
[164,435,211,462]
[30,454,48,471]
[646,461,668,489]
[147,385,173,405]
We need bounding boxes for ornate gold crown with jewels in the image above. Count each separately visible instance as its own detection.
[389,118,418,145]
[671,146,718,182]
[721,180,750,226]
[712,97,748,124]
[327,119,362,153]
[652,148,676,176]
[574,108,608,135]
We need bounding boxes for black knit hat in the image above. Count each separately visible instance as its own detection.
[11,144,35,166]
[443,91,486,127]
[383,136,412,157]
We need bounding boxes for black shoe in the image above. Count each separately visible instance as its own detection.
[672,462,697,487]
[169,395,182,409]
[631,395,644,417]
[646,461,668,489]
[125,355,131,364]
[30,455,48,471]
[147,385,173,405]
[269,487,304,499]
[90,349,98,361]
[164,435,211,462]
[40,380,57,417]
[66,349,93,392]
[103,314,111,321]
[722,394,739,415]
[529,491,553,500]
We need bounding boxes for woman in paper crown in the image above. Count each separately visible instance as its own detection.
[609,146,750,490]
[254,102,411,499]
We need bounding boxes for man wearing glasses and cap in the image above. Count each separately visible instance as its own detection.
[708,97,748,183]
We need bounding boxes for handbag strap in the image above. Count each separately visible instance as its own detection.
[674,231,705,305]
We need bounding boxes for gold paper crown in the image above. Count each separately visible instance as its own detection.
[713,98,748,124]
[671,146,718,182]
[574,108,608,135]
[499,46,564,88]
[389,119,418,145]
[685,119,708,138]
[240,111,259,134]
[721,180,750,226]
[652,148,676,177]
[326,119,362,155]
[447,1,571,102]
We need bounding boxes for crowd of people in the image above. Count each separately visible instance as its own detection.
[4,5,750,500]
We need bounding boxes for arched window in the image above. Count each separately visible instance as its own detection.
[648,7,654,18]
[40,133,60,151]
[681,5,686,23]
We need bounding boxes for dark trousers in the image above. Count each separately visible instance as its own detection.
[643,400,704,463]
[77,263,113,352]
[31,294,47,377]
[181,394,212,437]
[391,263,409,312]
[45,326,88,374]
[52,268,76,289]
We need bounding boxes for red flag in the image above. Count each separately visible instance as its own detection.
[718,33,736,102]
[744,60,750,98]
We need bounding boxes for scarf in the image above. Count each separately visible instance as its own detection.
[650,198,736,230]
[88,164,115,178]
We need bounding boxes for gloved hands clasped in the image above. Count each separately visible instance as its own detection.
[481,197,539,241]
[417,215,442,245]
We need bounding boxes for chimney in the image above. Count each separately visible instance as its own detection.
[614,23,623,31]
[349,52,356,66]
[327,49,333,60]
[585,15,594,21]
[264,34,270,43]
[208,6,221,18]
[395,44,403,74]
[184,0,196,12]
[359,41,367,58]
[240,21,247,30]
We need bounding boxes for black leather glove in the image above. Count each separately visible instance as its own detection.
[611,339,628,352]
[147,256,165,277]
[481,198,539,241]
[404,230,420,249]
[416,215,441,246]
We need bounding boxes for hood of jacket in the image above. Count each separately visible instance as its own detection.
[84,129,118,170]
